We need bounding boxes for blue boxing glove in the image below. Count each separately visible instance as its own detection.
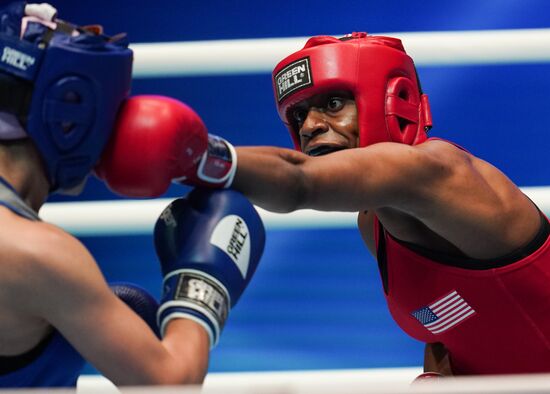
[155,188,265,347]
[110,282,160,338]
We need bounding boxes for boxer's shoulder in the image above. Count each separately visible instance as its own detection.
[0,212,91,293]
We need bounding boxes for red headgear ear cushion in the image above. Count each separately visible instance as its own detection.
[385,76,420,145]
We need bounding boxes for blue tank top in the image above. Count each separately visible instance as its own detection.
[0,178,85,387]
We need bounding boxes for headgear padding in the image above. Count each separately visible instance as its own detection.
[272,32,432,149]
[0,1,132,192]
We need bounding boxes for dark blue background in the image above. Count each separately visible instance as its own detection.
[37,0,550,373]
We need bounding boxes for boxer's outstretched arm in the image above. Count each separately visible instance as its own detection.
[233,141,540,258]
[13,221,209,385]
[233,142,448,214]
[93,95,538,257]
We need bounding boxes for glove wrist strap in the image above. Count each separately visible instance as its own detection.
[196,135,237,188]
[157,269,230,348]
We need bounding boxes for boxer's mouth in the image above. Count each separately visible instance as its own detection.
[306,144,347,157]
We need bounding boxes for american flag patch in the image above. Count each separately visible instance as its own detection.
[411,290,475,334]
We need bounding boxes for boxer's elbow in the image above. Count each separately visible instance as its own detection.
[120,345,208,386]
[134,364,206,386]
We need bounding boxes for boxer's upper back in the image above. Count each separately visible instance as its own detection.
[0,182,52,355]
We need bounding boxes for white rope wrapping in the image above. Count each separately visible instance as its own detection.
[41,186,550,236]
[130,28,550,78]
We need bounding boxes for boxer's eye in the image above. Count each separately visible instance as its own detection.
[326,97,345,112]
[292,108,309,124]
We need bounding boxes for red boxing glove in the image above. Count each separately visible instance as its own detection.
[95,95,237,198]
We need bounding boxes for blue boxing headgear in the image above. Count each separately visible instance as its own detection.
[0,2,132,192]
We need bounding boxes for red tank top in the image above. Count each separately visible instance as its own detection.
[375,215,550,375]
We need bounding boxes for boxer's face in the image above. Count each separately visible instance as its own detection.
[291,91,358,156]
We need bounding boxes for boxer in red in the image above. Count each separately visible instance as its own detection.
[100,32,550,376]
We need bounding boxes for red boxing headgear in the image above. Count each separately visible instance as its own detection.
[272,32,432,149]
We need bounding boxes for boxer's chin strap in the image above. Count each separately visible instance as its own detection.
[0,112,27,140]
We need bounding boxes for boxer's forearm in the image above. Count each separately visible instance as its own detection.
[161,319,209,384]
[234,146,309,213]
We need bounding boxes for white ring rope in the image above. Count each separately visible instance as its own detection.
[40,198,358,236]
[72,369,550,394]
[41,186,550,236]
[76,367,423,394]
[130,28,550,78]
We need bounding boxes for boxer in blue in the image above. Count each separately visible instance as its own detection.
[0,2,265,387]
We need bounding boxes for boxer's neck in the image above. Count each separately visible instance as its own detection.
[0,139,49,211]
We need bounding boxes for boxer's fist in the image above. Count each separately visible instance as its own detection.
[95,95,208,197]
[110,282,160,338]
[154,188,265,347]
[95,95,237,198]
